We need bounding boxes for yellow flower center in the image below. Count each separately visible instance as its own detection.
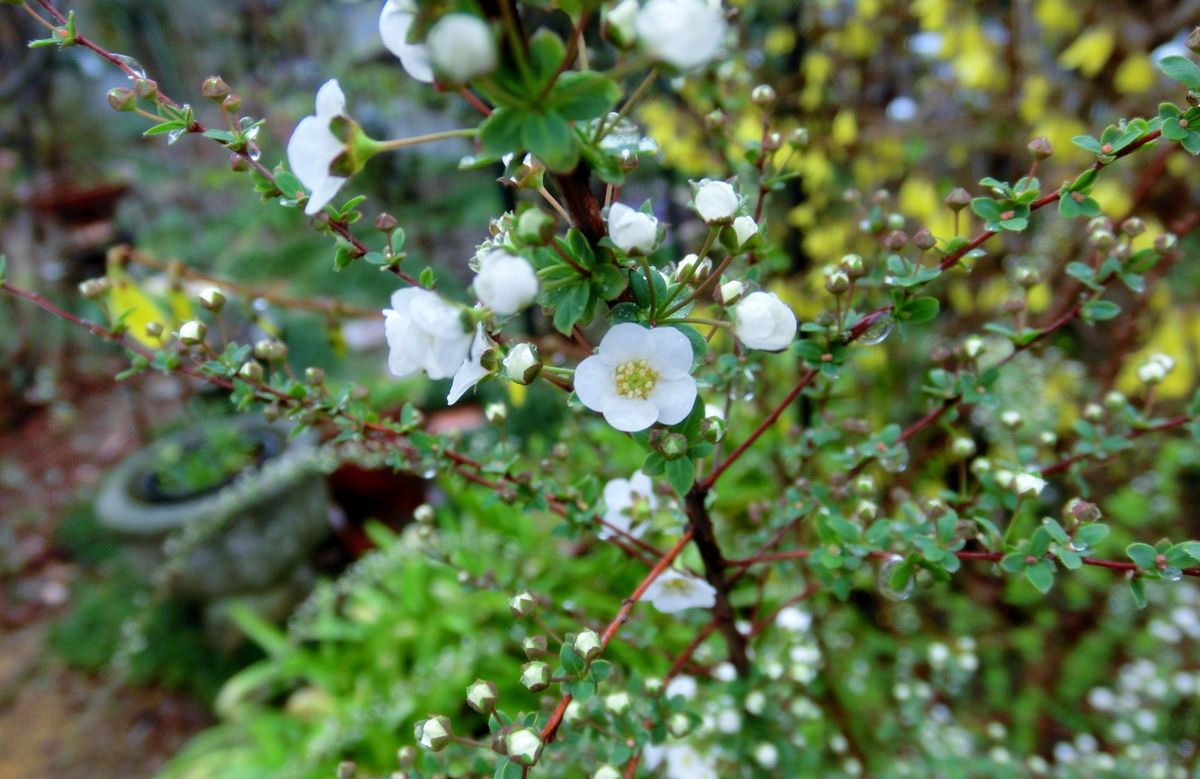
[661,577,695,594]
[614,359,660,400]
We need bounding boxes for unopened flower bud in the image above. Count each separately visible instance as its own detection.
[133,78,158,100]
[303,367,324,386]
[1137,353,1174,384]
[1120,217,1145,237]
[396,746,417,767]
[78,277,111,298]
[675,253,712,284]
[503,343,542,384]
[604,691,631,715]
[1187,27,1200,53]
[336,762,356,779]
[484,402,507,425]
[944,187,971,211]
[886,213,906,230]
[700,415,726,443]
[1039,431,1057,446]
[1002,297,1026,314]
[505,728,543,767]
[667,711,692,737]
[466,679,498,713]
[963,335,985,359]
[838,253,865,279]
[1000,410,1023,430]
[238,361,264,383]
[516,208,555,245]
[415,716,452,752]
[883,229,908,250]
[763,131,783,151]
[951,437,977,460]
[853,475,875,497]
[717,279,745,305]
[1064,497,1102,524]
[704,110,726,130]
[200,75,231,100]
[510,591,537,617]
[1083,402,1103,421]
[178,320,207,346]
[731,215,759,250]
[523,635,548,658]
[106,87,136,112]
[644,678,663,694]
[1027,135,1053,159]
[1089,229,1115,250]
[1104,390,1126,409]
[1014,267,1040,288]
[230,153,249,172]
[906,227,933,251]
[254,339,288,361]
[751,84,776,107]
[824,267,851,295]
[198,286,225,312]
[653,430,689,460]
[1155,233,1178,253]
[788,127,810,148]
[413,504,435,525]
[222,94,241,113]
[855,499,877,521]
[144,320,164,339]
[374,212,399,232]
[574,629,602,660]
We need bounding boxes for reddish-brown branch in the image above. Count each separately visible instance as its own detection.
[1040,415,1191,476]
[540,530,695,746]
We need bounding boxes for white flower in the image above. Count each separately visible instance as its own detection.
[693,179,739,223]
[664,745,717,779]
[754,743,779,769]
[1012,472,1047,497]
[716,707,741,733]
[601,470,656,539]
[426,14,497,83]
[732,214,759,248]
[379,0,433,83]
[635,0,726,72]
[384,288,473,380]
[665,675,697,700]
[775,606,812,632]
[574,323,697,432]
[711,662,737,682]
[734,291,796,350]
[607,202,659,255]
[644,569,716,613]
[287,79,349,215]
[593,766,622,779]
[474,250,538,316]
[447,325,490,404]
[503,342,541,384]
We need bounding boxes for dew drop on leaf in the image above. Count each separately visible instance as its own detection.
[858,317,894,346]
[878,555,914,601]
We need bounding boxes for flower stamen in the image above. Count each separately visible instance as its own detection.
[614,359,660,400]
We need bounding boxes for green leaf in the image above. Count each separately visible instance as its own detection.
[551,281,590,335]
[551,72,621,121]
[1128,577,1147,609]
[528,29,567,86]
[480,107,527,156]
[1028,527,1051,558]
[1000,553,1027,573]
[897,296,940,324]
[1075,523,1109,547]
[1159,55,1200,90]
[1024,560,1054,593]
[1180,540,1200,563]
[970,197,1003,222]
[1071,135,1102,154]
[663,456,694,497]
[1080,299,1120,322]
[521,111,579,172]
[560,643,585,675]
[1126,542,1158,570]
[590,659,613,681]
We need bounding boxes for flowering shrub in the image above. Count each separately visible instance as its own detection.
[5,0,1200,776]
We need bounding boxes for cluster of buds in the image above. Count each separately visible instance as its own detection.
[1137,353,1175,385]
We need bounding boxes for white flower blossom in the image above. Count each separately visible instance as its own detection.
[607,202,659,255]
[665,675,697,700]
[693,179,739,223]
[601,470,656,539]
[734,291,796,351]
[635,0,727,72]
[426,14,497,83]
[378,0,433,83]
[664,744,717,779]
[775,606,812,632]
[644,569,717,613]
[711,662,737,681]
[474,249,538,316]
[287,79,349,215]
[574,324,697,432]
[385,288,473,380]
[754,743,779,769]
[447,326,490,404]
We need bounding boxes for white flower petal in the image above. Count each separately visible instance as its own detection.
[573,356,614,412]
[603,477,635,513]
[649,326,695,378]
[379,0,434,83]
[286,116,340,192]
[384,311,419,377]
[603,395,660,432]
[305,173,347,215]
[650,375,697,425]
[447,326,489,404]
[314,78,346,118]
[596,322,653,366]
